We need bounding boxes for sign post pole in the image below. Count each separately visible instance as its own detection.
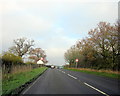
[75,59,78,68]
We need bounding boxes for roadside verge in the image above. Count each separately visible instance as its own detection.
[65,68,120,79]
[2,67,48,95]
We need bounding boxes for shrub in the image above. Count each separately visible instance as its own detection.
[2,52,23,73]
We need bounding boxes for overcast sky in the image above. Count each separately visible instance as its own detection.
[0,0,118,66]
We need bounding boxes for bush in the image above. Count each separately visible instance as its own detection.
[2,52,23,73]
[2,52,23,65]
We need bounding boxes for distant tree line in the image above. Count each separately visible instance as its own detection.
[64,21,120,71]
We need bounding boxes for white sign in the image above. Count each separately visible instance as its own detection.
[75,59,78,62]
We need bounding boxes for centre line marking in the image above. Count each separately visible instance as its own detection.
[84,82,109,96]
[67,74,77,79]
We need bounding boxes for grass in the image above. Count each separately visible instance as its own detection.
[2,64,33,79]
[2,67,48,95]
[66,68,120,79]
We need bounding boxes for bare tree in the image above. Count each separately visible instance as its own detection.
[29,48,48,63]
[9,37,34,57]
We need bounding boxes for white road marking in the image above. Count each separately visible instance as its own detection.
[22,75,41,94]
[67,74,77,80]
[23,69,110,96]
[60,70,109,96]
[84,82,109,96]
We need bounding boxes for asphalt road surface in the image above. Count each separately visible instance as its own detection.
[22,68,120,95]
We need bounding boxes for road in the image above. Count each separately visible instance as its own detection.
[22,68,120,95]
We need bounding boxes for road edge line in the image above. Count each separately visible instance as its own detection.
[22,68,48,94]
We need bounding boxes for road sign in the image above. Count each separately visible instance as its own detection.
[75,59,78,62]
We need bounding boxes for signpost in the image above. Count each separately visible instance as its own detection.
[75,59,78,68]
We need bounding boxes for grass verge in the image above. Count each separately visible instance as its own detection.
[2,67,48,95]
[66,68,120,79]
